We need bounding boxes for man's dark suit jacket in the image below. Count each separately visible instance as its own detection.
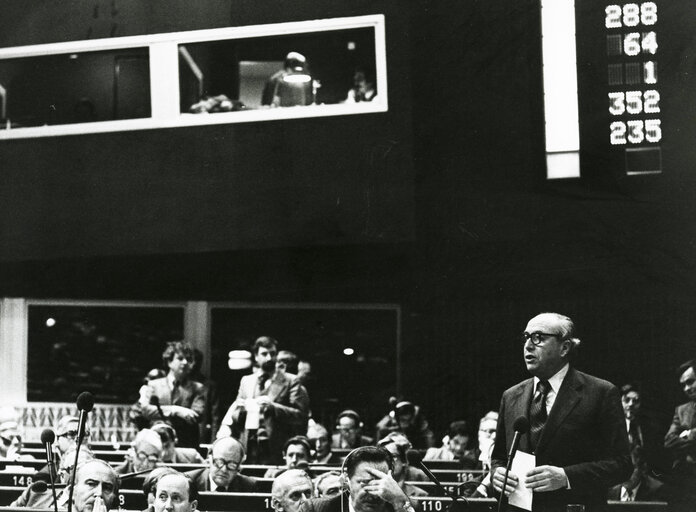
[300,493,396,512]
[185,467,258,492]
[491,367,632,512]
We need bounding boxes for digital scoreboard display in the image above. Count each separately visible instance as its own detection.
[545,1,696,184]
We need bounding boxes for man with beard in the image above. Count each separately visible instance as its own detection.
[299,446,415,512]
[131,341,208,447]
[218,336,309,463]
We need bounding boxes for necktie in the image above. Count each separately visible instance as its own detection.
[171,380,181,404]
[529,380,551,449]
[628,421,642,448]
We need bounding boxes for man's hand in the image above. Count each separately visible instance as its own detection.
[524,465,568,492]
[164,405,199,423]
[362,467,410,507]
[256,395,274,412]
[492,466,519,497]
[92,496,107,512]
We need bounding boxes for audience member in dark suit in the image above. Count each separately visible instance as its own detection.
[307,423,342,464]
[491,312,632,512]
[332,410,373,449]
[114,428,163,475]
[130,341,208,447]
[265,436,313,478]
[186,436,257,492]
[663,359,696,510]
[619,384,668,476]
[375,401,435,450]
[218,336,310,464]
[299,446,416,512]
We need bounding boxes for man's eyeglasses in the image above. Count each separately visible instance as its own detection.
[521,331,562,346]
[135,451,161,463]
[0,435,20,446]
[58,430,90,439]
[212,458,241,471]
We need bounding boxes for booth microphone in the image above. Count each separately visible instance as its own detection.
[40,429,59,512]
[67,392,95,512]
[497,416,529,512]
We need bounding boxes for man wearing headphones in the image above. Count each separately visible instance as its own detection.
[265,436,313,478]
[151,422,205,464]
[332,411,374,449]
[299,446,415,512]
[377,433,428,497]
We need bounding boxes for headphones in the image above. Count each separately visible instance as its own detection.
[336,410,364,429]
[151,422,177,445]
[339,446,395,512]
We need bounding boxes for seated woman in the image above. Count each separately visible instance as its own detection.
[423,420,478,468]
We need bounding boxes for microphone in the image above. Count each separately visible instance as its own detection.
[150,395,165,420]
[40,429,59,512]
[417,460,468,510]
[68,392,95,512]
[118,467,159,479]
[498,416,529,512]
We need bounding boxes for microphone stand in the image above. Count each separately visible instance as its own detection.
[44,442,59,512]
[418,461,469,511]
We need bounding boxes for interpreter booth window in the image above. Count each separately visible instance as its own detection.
[179,27,378,113]
[0,48,150,129]
[0,15,387,139]
[209,304,400,427]
[27,303,184,403]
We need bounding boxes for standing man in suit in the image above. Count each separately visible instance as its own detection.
[187,437,257,492]
[491,312,631,512]
[130,341,208,447]
[218,336,310,464]
[663,359,696,509]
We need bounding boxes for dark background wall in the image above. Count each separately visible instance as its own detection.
[0,0,695,438]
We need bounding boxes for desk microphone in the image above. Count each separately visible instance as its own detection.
[67,392,95,512]
[40,429,59,512]
[497,416,529,512]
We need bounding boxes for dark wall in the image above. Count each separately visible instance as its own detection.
[1,1,695,437]
[0,0,414,261]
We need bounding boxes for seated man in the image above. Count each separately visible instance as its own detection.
[0,407,34,462]
[332,410,373,449]
[11,447,95,509]
[142,467,180,512]
[115,428,163,475]
[187,436,257,492]
[299,446,417,512]
[271,469,314,512]
[313,471,342,498]
[265,436,312,478]
[375,401,435,450]
[54,415,82,462]
[423,420,478,468]
[151,422,204,463]
[152,472,198,512]
[468,411,498,498]
[72,459,120,512]
[307,423,341,465]
[377,433,428,498]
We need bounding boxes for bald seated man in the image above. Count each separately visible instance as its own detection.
[272,469,314,512]
[186,437,257,492]
[152,473,198,512]
[73,459,120,512]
